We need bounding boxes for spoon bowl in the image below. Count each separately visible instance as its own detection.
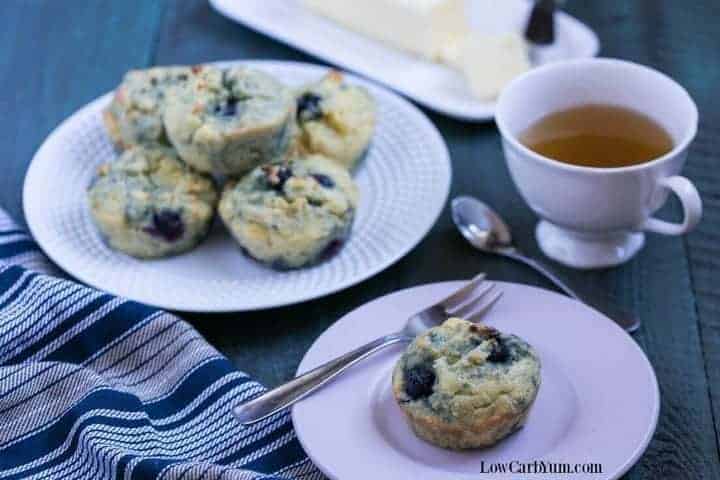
[452,196,513,251]
[451,195,640,332]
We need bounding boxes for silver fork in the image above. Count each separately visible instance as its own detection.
[233,274,503,425]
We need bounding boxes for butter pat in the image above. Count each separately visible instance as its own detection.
[301,0,469,61]
[459,32,531,100]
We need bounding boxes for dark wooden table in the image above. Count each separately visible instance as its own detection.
[2,1,719,478]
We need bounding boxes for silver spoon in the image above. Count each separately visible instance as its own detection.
[452,196,640,332]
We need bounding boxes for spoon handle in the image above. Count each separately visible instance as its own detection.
[504,251,578,298]
[503,250,640,332]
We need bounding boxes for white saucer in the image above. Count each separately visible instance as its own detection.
[293,281,659,479]
[536,220,646,269]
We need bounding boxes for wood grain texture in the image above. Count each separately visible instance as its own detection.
[656,0,720,455]
[0,0,167,226]
[571,0,720,479]
[563,3,720,478]
[0,1,717,478]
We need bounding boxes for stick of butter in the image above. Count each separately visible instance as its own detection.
[301,0,469,61]
[459,32,530,100]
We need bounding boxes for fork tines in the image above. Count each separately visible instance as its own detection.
[440,274,503,323]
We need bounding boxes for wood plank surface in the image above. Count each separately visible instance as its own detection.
[659,0,720,453]
[0,0,167,226]
[565,2,720,478]
[0,1,717,478]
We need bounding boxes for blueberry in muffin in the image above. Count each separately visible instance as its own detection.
[163,66,296,176]
[218,154,359,269]
[103,65,209,149]
[393,318,541,450]
[87,145,218,258]
[293,71,377,170]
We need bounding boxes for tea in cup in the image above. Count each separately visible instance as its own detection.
[496,58,702,269]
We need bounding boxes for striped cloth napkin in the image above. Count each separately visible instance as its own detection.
[0,209,323,480]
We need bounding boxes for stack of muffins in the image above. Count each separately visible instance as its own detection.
[88,65,376,269]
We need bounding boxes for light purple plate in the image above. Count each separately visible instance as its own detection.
[293,281,659,480]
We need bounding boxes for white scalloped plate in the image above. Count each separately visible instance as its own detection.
[23,61,451,312]
[210,0,600,121]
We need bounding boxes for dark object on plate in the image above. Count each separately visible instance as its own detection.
[487,337,511,363]
[312,173,335,189]
[146,209,185,242]
[403,364,436,400]
[525,0,556,45]
[262,164,293,192]
[297,92,323,122]
[214,96,239,117]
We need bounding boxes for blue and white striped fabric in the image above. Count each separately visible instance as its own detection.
[0,210,323,479]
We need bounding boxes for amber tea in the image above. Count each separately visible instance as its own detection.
[520,104,674,168]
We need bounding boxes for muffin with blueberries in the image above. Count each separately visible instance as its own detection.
[163,66,296,176]
[393,318,541,450]
[87,145,218,259]
[219,154,359,269]
[103,65,209,149]
[294,71,376,170]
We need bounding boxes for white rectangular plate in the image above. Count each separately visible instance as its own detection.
[210,0,600,121]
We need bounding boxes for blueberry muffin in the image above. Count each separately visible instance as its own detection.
[393,318,541,450]
[163,67,296,176]
[87,145,218,258]
[219,154,359,269]
[103,65,208,149]
[294,71,376,169]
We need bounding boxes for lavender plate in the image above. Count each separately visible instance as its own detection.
[293,281,659,480]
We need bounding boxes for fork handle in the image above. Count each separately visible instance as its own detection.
[233,333,409,425]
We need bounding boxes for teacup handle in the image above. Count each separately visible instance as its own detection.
[640,176,702,235]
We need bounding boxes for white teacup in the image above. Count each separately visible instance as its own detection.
[496,58,702,269]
